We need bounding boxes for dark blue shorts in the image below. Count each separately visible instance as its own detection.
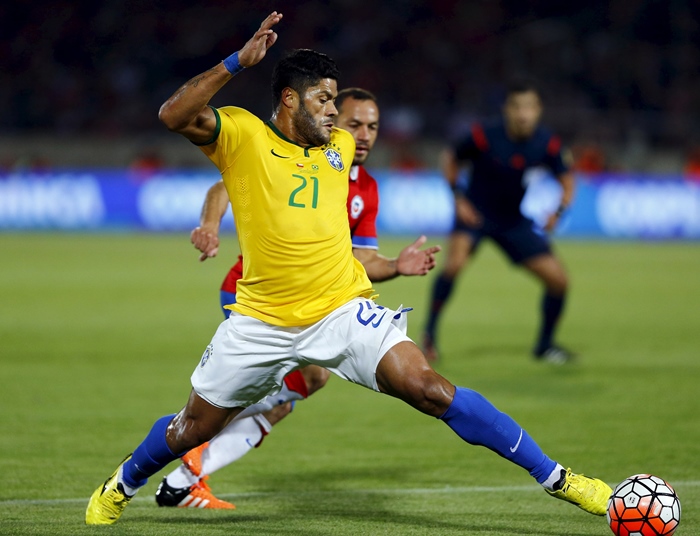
[453,216,551,264]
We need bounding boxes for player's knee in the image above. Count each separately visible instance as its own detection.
[444,257,466,278]
[302,366,331,396]
[402,370,453,417]
[168,410,233,452]
[167,419,212,452]
[547,272,568,295]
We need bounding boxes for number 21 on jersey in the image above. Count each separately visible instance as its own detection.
[288,174,319,209]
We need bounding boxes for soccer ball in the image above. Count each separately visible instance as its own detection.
[607,474,681,536]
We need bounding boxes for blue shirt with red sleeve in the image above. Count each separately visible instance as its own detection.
[454,121,568,225]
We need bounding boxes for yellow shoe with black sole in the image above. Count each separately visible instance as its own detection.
[85,454,135,525]
[546,467,612,516]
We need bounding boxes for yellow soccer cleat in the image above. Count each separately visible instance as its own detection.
[85,455,134,525]
[546,467,612,516]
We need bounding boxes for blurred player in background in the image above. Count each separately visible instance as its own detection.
[154,87,441,508]
[86,13,611,526]
[423,79,576,364]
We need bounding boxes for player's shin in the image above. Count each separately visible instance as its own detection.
[200,415,270,476]
[439,387,558,485]
[425,273,455,337]
[536,293,565,353]
[121,414,183,493]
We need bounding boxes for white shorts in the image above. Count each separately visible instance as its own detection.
[191,298,412,408]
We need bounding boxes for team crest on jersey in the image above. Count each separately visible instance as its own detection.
[350,195,364,219]
[324,148,344,171]
[200,344,213,367]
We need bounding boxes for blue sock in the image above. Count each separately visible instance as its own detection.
[425,273,454,337]
[440,387,556,484]
[122,414,182,489]
[536,293,565,354]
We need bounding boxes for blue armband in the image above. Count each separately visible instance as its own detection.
[223,52,245,76]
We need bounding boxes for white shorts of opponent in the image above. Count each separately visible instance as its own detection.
[191,297,412,409]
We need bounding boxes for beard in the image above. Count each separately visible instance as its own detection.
[293,102,331,147]
[352,147,369,166]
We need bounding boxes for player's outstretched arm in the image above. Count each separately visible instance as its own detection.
[158,11,283,144]
[440,148,460,189]
[441,147,482,227]
[191,180,230,262]
[544,171,575,232]
[353,236,441,282]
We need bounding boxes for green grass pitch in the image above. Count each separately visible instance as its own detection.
[0,233,698,535]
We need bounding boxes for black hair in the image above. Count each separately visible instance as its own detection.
[335,87,377,113]
[505,76,543,100]
[271,49,340,110]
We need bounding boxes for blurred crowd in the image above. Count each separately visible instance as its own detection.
[1,0,700,172]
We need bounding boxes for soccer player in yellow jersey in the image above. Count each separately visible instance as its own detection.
[154,88,442,509]
[86,12,612,526]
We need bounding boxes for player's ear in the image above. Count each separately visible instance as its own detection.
[280,88,298,110]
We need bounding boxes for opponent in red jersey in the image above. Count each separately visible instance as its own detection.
[156,88,440,509]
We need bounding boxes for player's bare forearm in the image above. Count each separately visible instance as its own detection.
[558,171,576,208]
[353,236,441,282]
[191,180,230,261]
[545,172,576,232]
[353,248,398,282]
[200,180,229,231]
[158,12,283,144]
[440,149,460,187]
[158,64,231,142]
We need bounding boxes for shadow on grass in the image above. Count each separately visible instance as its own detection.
[143,506,596,536]
[139,465,598,536]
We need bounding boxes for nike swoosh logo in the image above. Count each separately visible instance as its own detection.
[270,149,289,158]
[510,428,523,453]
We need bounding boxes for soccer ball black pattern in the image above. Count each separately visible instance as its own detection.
[607,474,681,536]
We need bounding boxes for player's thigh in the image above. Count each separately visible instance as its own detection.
[296,298,412,392]
[191,314,298,409]
[522,253,568,294]
[443,230,478,277]
[375,341,455,417]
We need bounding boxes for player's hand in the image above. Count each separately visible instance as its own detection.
[191,225,220,262]
[237,11,283,68]
[544,212,560,233]
[455,196,483,228]
[397,235,442,276]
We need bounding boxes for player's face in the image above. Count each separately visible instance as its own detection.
[294,78,338,146]
[335,98,380,166]
[503,90,542,140]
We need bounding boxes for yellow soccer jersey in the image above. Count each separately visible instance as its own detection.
[199,106,373,326]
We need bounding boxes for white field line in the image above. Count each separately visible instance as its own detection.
[2,481,699,507]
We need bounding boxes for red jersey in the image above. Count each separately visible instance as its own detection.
[221,165,379,293]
